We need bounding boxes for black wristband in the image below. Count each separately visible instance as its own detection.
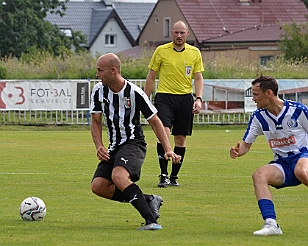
[196,97,202,102]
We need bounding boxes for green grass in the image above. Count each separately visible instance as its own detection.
[0,125,307,245]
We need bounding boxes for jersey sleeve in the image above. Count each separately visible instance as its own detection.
[194,49,204,73]
[242,111,264,144]
[90,82,103,113]
[134,90,157,120]
[299,104,308,132]
[148,46,161,72]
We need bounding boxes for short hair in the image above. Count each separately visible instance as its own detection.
[251,76,279,96]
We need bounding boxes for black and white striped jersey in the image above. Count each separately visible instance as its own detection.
[90,79,158,152]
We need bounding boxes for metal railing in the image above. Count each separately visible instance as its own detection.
[0,109,252,125]
[194,111,251,125]
[0,110,90,125]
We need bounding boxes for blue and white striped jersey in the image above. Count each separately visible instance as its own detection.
[243,100,308,160]
[90,80,157,152]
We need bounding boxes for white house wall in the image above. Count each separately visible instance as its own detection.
[90,18,132,56]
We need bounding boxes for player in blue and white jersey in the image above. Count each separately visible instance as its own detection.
[230,76,308,236]
[90,53,181,231]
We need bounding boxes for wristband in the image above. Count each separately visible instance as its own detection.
[196,97,202,102]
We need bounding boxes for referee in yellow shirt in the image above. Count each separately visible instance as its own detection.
[144,20,204,187]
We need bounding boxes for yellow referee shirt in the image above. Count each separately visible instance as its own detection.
[148,42,204,95]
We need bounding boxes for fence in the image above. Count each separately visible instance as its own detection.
[0,79,252,125]
[0,109,252,125]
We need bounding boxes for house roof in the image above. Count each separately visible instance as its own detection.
[89,8,113,46]
[175,0,308,43]
[205,25,284,43]
[45,1,155,48]
[117,44,156,59]
[45,1,108,45]
[113,2,156,41]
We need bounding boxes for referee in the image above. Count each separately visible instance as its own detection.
[144,20,204,187]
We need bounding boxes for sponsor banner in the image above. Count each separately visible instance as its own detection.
[0,80,90,110]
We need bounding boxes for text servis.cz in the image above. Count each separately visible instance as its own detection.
[30,98,72,104]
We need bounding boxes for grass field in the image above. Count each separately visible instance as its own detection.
[0,125,307,246]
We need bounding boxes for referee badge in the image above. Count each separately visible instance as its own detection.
[186,66,192,76]
[124,97,131,108]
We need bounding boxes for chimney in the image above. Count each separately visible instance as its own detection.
[238,0,250,5]
[104,0,113,6]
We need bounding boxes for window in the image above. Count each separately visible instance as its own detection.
[260,55,274,65]
[105,35,116,46]
[60,28,72,37]
[164,18,170,37]
[58,25,72,37]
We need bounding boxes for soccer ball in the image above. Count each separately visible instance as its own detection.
[20,197,46,221]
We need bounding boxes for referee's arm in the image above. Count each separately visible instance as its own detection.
[144,69,157,98]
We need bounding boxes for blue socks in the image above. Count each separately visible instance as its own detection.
[258,199,276,220]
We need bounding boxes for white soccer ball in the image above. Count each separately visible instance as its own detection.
[20,197,46,221]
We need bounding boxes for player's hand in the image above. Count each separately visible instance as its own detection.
[164,151,181,164]
[97,146,110,161]
[230,142,240,159]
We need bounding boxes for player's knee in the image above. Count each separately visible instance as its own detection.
[91,179,100,195]
[295,168,308,186]
[252,169,264,183]
[174,135,186,147]
[111,166,130,187]
[91,177,106,195]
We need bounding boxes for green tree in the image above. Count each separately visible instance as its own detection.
[279,20,308,60]
[303,0,308,9]
[0,0,86,58]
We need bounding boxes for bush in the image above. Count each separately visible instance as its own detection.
[2,48,308,79]
[0,63,7,79]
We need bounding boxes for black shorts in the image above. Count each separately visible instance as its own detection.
[92,139,147,182]
[154,93,194,136]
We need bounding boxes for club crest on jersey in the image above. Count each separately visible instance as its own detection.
[124,97,131,108]
[287,118,298,128]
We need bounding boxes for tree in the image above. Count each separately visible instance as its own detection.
[0,0,86,58]
[279,20,308,60]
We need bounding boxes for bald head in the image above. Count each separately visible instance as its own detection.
[96,53,124,91]
[97,53,121,72]
[172,21,188,31]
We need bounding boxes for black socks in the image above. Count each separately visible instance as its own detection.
[123,183,156,223]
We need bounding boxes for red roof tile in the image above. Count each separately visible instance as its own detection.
[176,0,308,42]
[206,25,284,43]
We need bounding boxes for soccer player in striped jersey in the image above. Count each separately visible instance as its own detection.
[230,75,308,236]
[90,53,181,230]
